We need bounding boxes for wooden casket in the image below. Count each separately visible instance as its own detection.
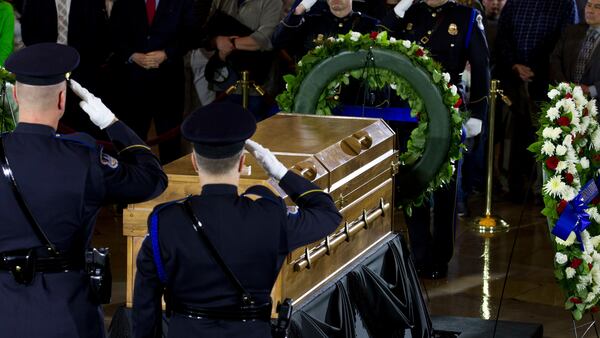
[123,114,399,308]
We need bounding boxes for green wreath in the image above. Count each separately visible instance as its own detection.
[276,31,464,209]
[0,67,16,132]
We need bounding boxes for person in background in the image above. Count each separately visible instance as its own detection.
[550,0,600,105]
[109,0,196,164]
[19,0,110,137]
[132,102,341,337]
[495,0,576,202]
[0,0,13,65]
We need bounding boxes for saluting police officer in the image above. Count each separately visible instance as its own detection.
[272,0,380,59]
[132,102,342,338]
[0,43,167,337]
[381,0,490,278]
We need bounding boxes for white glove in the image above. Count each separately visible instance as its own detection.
[394,0,413,18]
[297,0,317,13]
[245,139,288,180]
[465,118,482,138]
[70,79,116,130]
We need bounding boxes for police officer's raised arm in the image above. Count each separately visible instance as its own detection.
[245,140,342,251]
[70,80,168,203]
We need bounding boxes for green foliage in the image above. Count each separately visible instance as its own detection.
[277,31,463,209]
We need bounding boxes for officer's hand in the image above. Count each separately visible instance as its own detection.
[512,64,534,82]
[295,0,317,14]
[245,139,288,180]
[70,80,116,130]
[394,0,413,18]
[464,118,482,138]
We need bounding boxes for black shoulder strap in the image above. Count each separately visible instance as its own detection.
[0,136,59,255]
[182,199,255,306]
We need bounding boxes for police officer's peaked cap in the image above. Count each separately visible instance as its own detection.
[5,43,79,85]
[182,102,257,159]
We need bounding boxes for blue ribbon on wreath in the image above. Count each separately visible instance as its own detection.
[553,179,599,251]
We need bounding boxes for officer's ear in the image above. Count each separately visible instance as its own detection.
[191,152,199,173]
[58,87,66,111]
[12,83,18,105]
[237,154,246,173]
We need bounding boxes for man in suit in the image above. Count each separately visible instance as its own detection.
[19,0,110,136]
[110,0,196,164]
[550,0,600,104]
[132,102,342,337]
[0,43,167,338]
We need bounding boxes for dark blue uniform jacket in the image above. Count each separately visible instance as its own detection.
[0,121,167,338]
[132,171,342,338]
[381,1,490,119]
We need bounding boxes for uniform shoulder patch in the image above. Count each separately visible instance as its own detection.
[476,13,484,31]
[100,150,119,169]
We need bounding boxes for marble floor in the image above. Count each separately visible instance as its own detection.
[94,193,593,338]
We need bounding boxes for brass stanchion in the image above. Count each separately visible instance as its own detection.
[473,79,510,233]
[225,70,266,110]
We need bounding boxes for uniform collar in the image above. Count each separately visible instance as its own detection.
[424,1,451,12]
[331,10,356,22]
[201,184,238,195]
[13,122,56,136]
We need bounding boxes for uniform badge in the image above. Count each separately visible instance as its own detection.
[476,14,484,31]
[100,152,119,169]
[448,23,458,36]
[406,23,413,31]
[287,206,299,216]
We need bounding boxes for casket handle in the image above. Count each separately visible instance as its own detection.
[340,131,373,156]
[291,161,317,180]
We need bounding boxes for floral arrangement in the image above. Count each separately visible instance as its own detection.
[529,83,600,320]
[276,31,464,208]
[0,67,16,132]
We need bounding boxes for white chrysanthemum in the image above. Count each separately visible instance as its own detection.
[546,107,560,120]
[581,273,593,285]
[544,175,568,198]
[586,292,597,303]
[581,157,590,169]
[336,37,344,42]
[542,127,562,141]
[593,250,600,261]
[577,283,587,292]
[402,40,411,48]
[556,161,568,173]
[548,89,561,100]
[571,115,581,128]
[442,72,451,83]
[315,45,322,49]
[541,141,556,156]
[555,252,569,264]
[558,83,571,92]
[555,144,567,156]
[588,208,600,224]
[584,253,594,264]
[556,231,577,246]
[588,100,598,117]
[450,84,458,96]
[390,83,397,90]
[349,31,361,41]
[563,99,577,114]
[566,149,578,163]
[574,86,587,106]
[562,186,578,201]
[563,134,573,146]
[566,267,577,279]
[389,37,397,43]
[327,36,335,42]
[578,116,591,134]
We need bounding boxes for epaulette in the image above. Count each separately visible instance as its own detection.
[55,132,97,150]
[148,196,189,284]
[242,185,284,207]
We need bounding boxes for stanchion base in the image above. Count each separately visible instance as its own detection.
[471,215,510,234]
